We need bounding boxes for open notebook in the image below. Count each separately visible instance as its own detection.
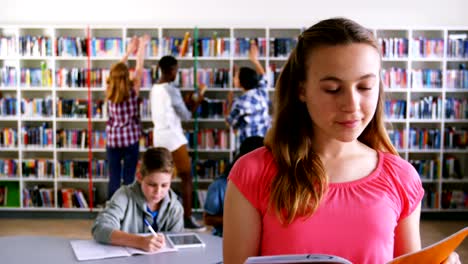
[245,227,467,264]
[70,239,177,261]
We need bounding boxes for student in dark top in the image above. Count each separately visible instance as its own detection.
[203,136,264,236]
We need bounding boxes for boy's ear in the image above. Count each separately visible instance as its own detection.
[136,171,142,182]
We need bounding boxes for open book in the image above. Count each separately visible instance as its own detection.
[388,226,467,264]
[70,239,177,261]
[245,227,467,264]
[245,254,352,263]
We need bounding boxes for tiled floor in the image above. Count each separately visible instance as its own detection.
[0,219,466,261]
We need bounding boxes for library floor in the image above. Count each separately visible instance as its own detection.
[0,219,466,261]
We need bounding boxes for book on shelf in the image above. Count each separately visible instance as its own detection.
[0,185,7,206]
[244,227,468,264]
[70,237,177,261]
[179,32,191,57]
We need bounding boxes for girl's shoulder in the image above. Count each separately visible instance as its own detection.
[233,147,275,171]
[380,151,415,173]
[229,147,277,188]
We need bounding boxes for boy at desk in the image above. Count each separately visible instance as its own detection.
[92,147,184,252]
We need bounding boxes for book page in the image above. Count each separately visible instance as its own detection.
[125,243,178,255]
[388,227,468,264]
[245,254,352,264]
[70,240,130,261]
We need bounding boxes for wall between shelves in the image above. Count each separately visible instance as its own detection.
[1,0,468,28]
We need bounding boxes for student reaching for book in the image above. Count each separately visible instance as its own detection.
[105,34,149,199]
[223,18,461,264]
[226,43,271,146]
[92,147,184,252]
[150,55,207,231]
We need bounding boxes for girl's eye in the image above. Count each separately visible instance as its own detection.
[325,89,339,94]
[358,87,372,90]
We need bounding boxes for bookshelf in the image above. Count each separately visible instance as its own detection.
[0,25,466,214]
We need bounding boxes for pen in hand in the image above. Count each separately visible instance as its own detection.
[144,219,159,237]
[143,219,165,252]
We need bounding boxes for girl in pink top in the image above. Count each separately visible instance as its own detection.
[223,18,461,264]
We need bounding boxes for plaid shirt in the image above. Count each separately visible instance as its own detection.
[106,89,141,148]
[227,76,271,143]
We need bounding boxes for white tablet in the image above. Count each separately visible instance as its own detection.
[166,233,206,249]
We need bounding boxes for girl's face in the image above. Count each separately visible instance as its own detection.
[299,43,381,143]
[138,171,172,209]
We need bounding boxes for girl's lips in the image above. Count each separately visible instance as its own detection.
[337,120,360,128]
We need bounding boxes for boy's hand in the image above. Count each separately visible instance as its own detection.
[249,42,259,61]
[139,234,166,252]
[198,83,207,96]
[227,90,234,105]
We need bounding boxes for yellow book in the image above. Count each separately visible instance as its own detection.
[180,32,190,57]
[388,226,467,264]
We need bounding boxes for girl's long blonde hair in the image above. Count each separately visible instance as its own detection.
[265,17,398,225]
[106,62,133,103]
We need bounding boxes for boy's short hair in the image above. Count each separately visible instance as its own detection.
[140,147,174,177]
[239,67,259,90]
[158,55,178,75]
[238,136,264,156]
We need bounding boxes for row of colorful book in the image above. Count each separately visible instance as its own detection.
[5,65,466,90]
[444,127,468,149]
[410,156,465,180]
[194,159,228,179]
[0,159,109,179]
[126,37,159,57]
[384,100,407,119]
[409,96,443,119]
[411,38,444,58]
[447,34,468,58]
[58,160,108,179]
[20,67,53,87]
[445,98,468,119]
[4,34,468,59]
[378,37,408,58]
[269,38,297,57]
[21,125,53,147]
[0,97,17,116]
[22,159,54,178]
[56,129,106,149]
[21,97,54,117]
[56,98,107,118]
[55,68,108,88]
[0,66,17,86]
[19,35,53,57]
[0,128,17,147]
[176,68,230,88]
[411,69,442,88]
[0,159,17,177]
[381,67,407,88]
[22,186,91,208]
[446,69,468,89]
[0,37,16,56]
[186,129,229,150]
